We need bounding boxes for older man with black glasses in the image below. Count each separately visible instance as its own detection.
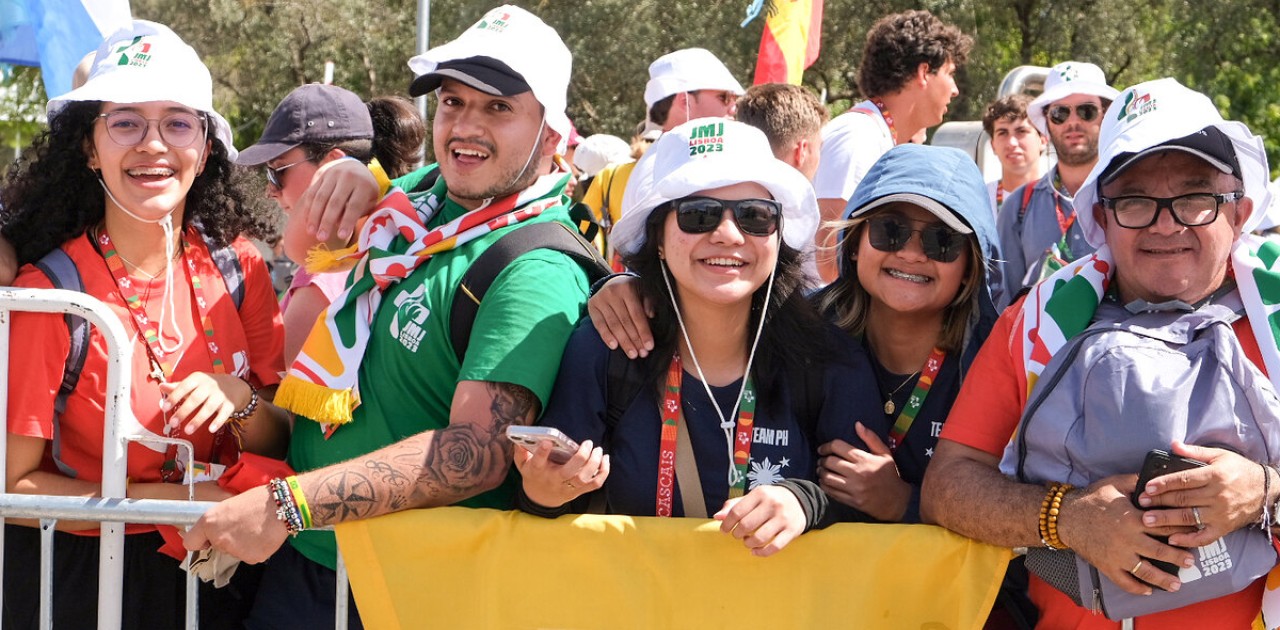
[923,78,1280,628]
[994,61,1118,309]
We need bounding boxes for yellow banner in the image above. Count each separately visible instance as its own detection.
[336,507,1011,629]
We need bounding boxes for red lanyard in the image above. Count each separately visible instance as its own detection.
[871,98,897,145]
[97,227,234,480]
[655,354,757,517]
[1050,169,1076,235]
[886,347,947,453]
[996,183,1005,207]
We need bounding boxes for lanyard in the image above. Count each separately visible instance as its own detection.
[871,99,897,145]
[97,228,234,480]
[996,182,1005,208]
[886,347,947,453]
[656,354,757,516]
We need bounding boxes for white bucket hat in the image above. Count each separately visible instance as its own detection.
[48,20,236,160]
[609,118,817,257]
[407,5,571,141]
[643,48,745,109]
[1026,61,1120,137]
[573,134,632,179]
[1074,78,1271,246]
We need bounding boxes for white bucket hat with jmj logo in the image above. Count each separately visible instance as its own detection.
[610,117,817,257]
[48,20,236,159]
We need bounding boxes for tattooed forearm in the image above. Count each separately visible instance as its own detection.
[486,381,540,433]
[419,423,505,501]
[309,470,380,524]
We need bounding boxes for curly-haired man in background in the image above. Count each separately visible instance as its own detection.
[811,10,972,281]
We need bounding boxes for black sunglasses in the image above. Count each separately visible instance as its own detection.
[865,214,966,263]
[1046,103,1101,125]
[657,196,781,237]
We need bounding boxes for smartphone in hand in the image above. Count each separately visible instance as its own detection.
[1131,449,1207,577]
[506,426,580,465]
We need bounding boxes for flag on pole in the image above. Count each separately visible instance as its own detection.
[751,0,822,85]
[0,0,131,98]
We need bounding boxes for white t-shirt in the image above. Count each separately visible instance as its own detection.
[812,100,895,202]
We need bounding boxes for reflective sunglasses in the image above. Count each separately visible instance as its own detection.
[265,159,308,189]
[1045,103,1101,125]
[97,111,206,147]
[1100,191,1243,229]
[865,214,967,263]
[657,196,781,237]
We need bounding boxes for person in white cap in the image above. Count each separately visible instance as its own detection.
[512,118,880,556]
[184,7,602,628]
[617,48,745,235]
[923,78,1280,627]
[0,20,287,629]
[994,61,1119,308]
[813,10,973,282]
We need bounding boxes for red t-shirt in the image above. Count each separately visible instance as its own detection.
[941,297,1265,629]
[7,233,284,522]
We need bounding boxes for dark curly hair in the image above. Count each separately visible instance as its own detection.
[0,101,274,266]
[622,206,831,414]
[857,10,973,99]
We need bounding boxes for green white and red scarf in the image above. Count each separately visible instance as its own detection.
[1014,234,1280,401]
[275,172,569,424]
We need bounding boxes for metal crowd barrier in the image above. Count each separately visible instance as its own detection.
[0,287,349,629]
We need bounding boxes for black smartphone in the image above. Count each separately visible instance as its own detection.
[1131,449,1207,577]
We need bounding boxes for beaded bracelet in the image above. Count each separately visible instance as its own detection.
[1260,462,1273,531]
[268,478,305,536]
[285,475,314,530]
[228,378,259,422]
[1037,482,1073,550]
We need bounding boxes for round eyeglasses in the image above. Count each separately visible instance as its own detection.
[97,111,207,148]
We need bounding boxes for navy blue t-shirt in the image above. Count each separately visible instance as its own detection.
[540,319,882,517]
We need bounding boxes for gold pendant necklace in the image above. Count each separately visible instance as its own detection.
[883,371,920,416]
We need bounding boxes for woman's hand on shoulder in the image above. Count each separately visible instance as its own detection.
[512,437,609,509]
[817,423,911,522]
[159,373,252,436]
[714,485,806,557]
[587,275,654,359]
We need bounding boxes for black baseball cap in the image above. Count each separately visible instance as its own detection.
[407,56,531,98]
[236,83,374,166]
[1100,126,1242,185]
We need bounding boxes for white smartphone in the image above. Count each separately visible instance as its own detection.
[505,425,580,465]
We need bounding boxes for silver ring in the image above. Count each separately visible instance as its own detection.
[1130,560,1143,575]
[1192,506,1205,530]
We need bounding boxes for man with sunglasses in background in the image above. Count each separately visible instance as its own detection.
[618,48,745,231]
[923,78,1280,627]
[993,61,1118,309]
[812,10,973,283]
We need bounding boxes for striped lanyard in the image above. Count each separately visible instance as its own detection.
[871,98,897,145]
[886,347,947,453]
[98,228,233,480]
[656,354,757,517]
[1050,169,1076,259]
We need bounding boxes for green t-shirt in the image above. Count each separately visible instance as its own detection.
[288,170,591,569]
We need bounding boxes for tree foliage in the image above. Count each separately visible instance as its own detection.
[2,0,1276,176]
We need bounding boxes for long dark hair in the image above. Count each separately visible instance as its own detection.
[622,206,830,414]
[0,101,273,265]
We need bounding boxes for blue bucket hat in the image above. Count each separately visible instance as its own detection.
[841,143,996,264]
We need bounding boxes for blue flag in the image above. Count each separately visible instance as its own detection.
[0,0,131,98]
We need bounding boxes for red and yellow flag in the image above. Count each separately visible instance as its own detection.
[752,0,823,85]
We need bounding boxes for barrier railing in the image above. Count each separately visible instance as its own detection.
[0,287,351,630]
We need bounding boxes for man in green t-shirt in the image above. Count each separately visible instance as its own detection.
[186,6,590,627]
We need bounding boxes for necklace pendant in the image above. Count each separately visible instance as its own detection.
[884,400,896,415]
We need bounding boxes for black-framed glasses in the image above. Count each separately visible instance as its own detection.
[97,111,206,147]
[265,159,308,189]
[1045,103,1101,125]
[1100,191,1244,229]
[657,196,781,237]
[866,214,967,263]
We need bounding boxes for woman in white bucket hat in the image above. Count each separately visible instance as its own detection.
[0,21,285,629]
[513,119,881,556]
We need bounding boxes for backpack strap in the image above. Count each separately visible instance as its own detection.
[33,248,88,479]
[450,221,611,362]
[201,233,245,309]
